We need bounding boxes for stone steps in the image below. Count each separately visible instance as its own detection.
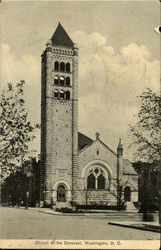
[56,202,72,208]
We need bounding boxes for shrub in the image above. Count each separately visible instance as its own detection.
[55,207,74,213]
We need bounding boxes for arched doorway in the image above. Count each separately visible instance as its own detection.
[124,186,131,201]
[57,185,66,202]
[52,180,71,204]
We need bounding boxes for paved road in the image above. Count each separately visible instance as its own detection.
[0,207,160,240]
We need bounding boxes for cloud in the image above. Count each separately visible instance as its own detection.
[1,43,41,153]
[1,43,40,85]
[1,31,160,158]
[72,31,160,156]
[1,43,41,121]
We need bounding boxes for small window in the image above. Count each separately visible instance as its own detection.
[54,61,59,71]
[97,150,99,155]
[54,76,59,85]
[60,76,65,86]
[66,77,70,86]
[66,63,70,72]
[60,90,64,99]
[54,90,59,99]
[66,91,70,100]
[60,62,65,72]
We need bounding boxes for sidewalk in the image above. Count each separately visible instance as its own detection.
[39,209,160,233]
[108,221,160,233]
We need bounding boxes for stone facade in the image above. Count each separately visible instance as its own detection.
[40,23,138,208]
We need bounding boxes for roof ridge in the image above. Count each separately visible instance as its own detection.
[96,138,117,156]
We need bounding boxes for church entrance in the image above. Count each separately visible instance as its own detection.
[124,186,131,201]
[57,185,66,202]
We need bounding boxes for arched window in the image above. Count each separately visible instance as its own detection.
[54,90,59,99]
[66,91,70,100]
[124,186,131,202]
[98,174,105,189]
[54,76,59,85]
[66,63,70,72]
[66,77,70,86]
[60,62,65,72]
[87,167,106,190]
[60,90,64,99]
[87,174,95,190]
[60,76,65,86]
[54,61,59,71]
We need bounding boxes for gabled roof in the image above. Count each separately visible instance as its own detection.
[51,23,74,48]
[78,132,93,151]
[78,132,117,156]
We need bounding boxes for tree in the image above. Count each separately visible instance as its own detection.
[129,88,161,221]
[129,88,161,167]
[1,170,27,206]
[0,81,37,180]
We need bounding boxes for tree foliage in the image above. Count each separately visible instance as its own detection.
[0,81,37,179]
[129,88,161,165]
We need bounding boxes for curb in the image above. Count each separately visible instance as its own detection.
[38,210,92,216]
[38,210,107,217]
[108,221,160,233]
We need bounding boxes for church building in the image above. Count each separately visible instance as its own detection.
[40,23,138,208]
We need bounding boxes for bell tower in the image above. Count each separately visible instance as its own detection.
[40,23,78,206]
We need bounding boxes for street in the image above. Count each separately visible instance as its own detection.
[0,207,160,240]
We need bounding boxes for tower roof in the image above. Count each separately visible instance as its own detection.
[51,23,74,48]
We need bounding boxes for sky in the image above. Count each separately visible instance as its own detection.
[0,0,160,160]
